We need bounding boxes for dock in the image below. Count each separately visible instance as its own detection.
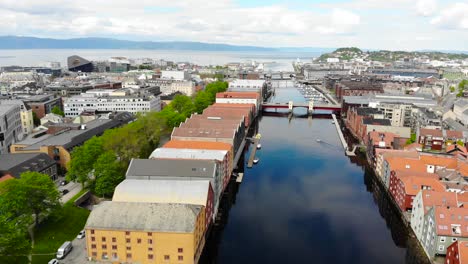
[236,173,244,183]
[232,137,247,170]
[247,136,261,168]
[331,114,355,156]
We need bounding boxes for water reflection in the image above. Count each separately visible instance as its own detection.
[199,87,427,264]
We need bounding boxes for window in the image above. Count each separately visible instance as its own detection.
[102,253,108,259]
[148,239,153,244]
[126,246,131,251]
[102,237,106,242]
[92,252,97,257]
[91,237,95,242]
[164,255,170,260]
[148,254,154,260]
[440,237,446,243]
[112,253,118,259]
[126,253,132,259]
[112,237,116,243]
[126,238,131,243]
[112,245,117,250]
[178,256,184,261]
[178,248,183,253]
[90,230,95,234]
[452,238,458,242]
[102,245,107,250]
[91,244,96,249]
[125,231,130,236]
[147,232,152,236]
[439,245,445,252]
[148,247,153,251]
[137,238,142,244]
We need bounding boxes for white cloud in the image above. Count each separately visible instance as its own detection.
[415,0,437,16]
[315,9,360,35]
[431,2,468,30]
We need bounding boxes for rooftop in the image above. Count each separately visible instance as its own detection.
[113,179,210,206]
[85,201,201,233]
[126,158,217,180]
[149,148,227,161]
[163,140,232,152]
[0,153,55,178]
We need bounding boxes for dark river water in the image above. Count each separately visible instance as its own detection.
[200,85,429,264]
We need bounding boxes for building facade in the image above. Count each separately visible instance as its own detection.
[0,102,23,154]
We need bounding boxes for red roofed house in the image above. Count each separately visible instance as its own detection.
[422,206,468,257]
[389,172,444,211]
[418,128,444,151]
[446,240,468,264]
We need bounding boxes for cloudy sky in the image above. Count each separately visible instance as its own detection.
[1,0,467,51]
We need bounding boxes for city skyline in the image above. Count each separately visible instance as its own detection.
[1,0,467,51]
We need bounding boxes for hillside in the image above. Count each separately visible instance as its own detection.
[317,47,468,62]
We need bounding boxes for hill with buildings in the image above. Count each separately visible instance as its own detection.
[317,47,468,62]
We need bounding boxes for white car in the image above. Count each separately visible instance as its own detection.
[48,259,59,264]
[77,230,85,239]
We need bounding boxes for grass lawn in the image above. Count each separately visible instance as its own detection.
[0,256,29,264]
[31,196,90,263]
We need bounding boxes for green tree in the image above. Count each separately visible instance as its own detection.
[158,105,187,129]
[457,80,467,97]
[93,152,125,197]
[171,94,195,117]
[194,91,212,113]
[214,73,224,81]
[66,136,104,187]
[32,112,40,126]
[51,106,64,117]
[449,86,455,93]
[0,180,31,255]
[0,172,60,227]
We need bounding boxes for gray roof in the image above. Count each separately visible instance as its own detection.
[455,99,468,108]
[67,55,91,69]
[113,179,210,205]
[0,153,55,178]
[126,158,217,180]
[22,119,117,150]
[149,148,227,160]
[85,201,201,233]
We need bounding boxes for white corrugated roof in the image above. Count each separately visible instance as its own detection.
[149,148,227,160]
[113,179,210,206]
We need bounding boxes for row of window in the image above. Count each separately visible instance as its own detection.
[91,252,184,261]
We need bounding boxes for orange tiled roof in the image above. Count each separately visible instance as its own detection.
[446,130,464,138]
[420,154,458,169]
[163,140,233,152]
[216,92,260,99]
[420,190,458,214]
[456,241,468,264]
[420,128,443,137]
[386,157,428,173]
[434,206,468,236]
[401,176,445,196]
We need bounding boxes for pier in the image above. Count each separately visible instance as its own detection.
[247,136,260,168]
[331,114,356,156]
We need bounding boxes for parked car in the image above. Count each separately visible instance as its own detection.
[48,259,59,264]
[77,230,85,239]
[62,189,69,195]
[56,241,72,259]
[60,180,67,186]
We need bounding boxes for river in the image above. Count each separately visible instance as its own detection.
[199,85,429,264]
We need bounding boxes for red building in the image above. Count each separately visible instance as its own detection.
[335,80,384,102]
[447,240,468,264]
[418,128,444,151]
[389,172,444,211]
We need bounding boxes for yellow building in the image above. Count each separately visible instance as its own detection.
[85,201,206,264]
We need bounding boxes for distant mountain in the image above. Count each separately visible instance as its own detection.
[0,36,285,51]
[0,36,280,51]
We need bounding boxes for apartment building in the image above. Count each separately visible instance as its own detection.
[0,101,23,154]
[85,201,206,264]
[64,92,161,117]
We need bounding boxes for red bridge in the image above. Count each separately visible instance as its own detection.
[261,102,342,112]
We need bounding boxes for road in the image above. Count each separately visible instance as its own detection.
[59,182,82,204]
[60,235,87,264]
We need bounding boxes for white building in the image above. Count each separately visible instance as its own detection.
[454,99,468,127]
[369,102,413,127]
[40,113,64,125]
[161,70,190,81]
[0,101,23,154]
[170,81,195,96]
[63,92,161,117]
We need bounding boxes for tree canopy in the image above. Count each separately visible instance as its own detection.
[0,172,60,254]
[51,106,64,117]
